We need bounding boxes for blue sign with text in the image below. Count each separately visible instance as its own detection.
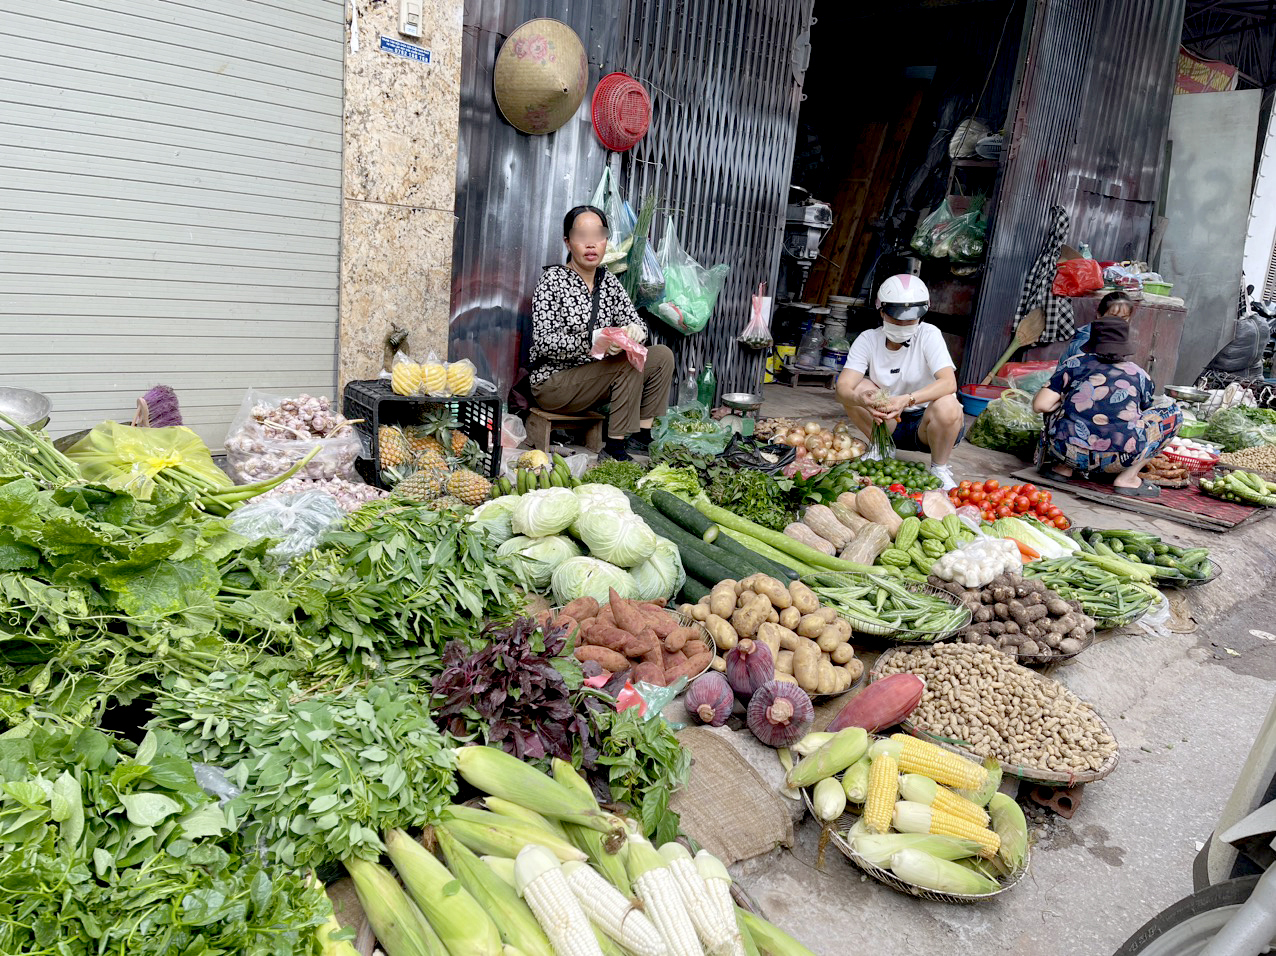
[379,35,431,64]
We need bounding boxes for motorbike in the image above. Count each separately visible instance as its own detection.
[1114,694,1276,954]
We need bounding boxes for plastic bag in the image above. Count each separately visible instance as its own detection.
[228,491,346,566]
[502,412,527,449]
[966,387,1043,459]
[223,389,361,483]
[1051,259,1104,297]
[930,535,1022,589]
[1203,405,1276,451]
[650,403,733,456]
[944,206,988,263]
[739,282,774,347]
[620,199,665,305]
[995,360,1058,393]
[650,217,730,335]
[589,166,634,272]
[67,422,229,499]
[910,200,954,257]
[589,327,648,371]
[1206,314,1267,375]
[718,433,795,474]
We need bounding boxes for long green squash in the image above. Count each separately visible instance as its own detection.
[694,498,877,574]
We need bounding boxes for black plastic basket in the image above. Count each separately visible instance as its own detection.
[342,379,502,487]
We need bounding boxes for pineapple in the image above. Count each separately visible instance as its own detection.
[516,449,551,471]
[446,361,475,396]
[392,467,448,501]
[410,406,479,469]
[445,468,492,506]
[378,425,413,467]
[391,360,423,396]
[405,426,449,471]
[428,495,467,512]
[421,361,448,396]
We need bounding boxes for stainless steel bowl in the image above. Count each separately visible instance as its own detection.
[1165,385,1210,404]
[0,387,52,430]
[721,391,764,413]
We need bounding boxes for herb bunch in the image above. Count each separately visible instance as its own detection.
[589,706,692,844]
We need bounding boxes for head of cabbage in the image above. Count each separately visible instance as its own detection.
[573,483,632,513]
[551,556,638,606]
[496,534,582,590]
[571,509,658,568]
[468,496,517,546]
[630,536,685,603]
[511,487,580,537]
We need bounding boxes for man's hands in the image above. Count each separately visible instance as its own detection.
[871,395,911,422]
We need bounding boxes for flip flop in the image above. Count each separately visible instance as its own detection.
[1114,480,1161,498]
[1037,462,1075,481]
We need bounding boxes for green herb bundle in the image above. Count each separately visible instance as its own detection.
[0,723,332,955]
[150,670,457,868]
[705,466,793,531]
[580,459,646,492]
[589,706,691,844]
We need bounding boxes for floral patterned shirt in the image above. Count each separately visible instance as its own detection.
[529,265,643,388]
[1045,354,1155,456]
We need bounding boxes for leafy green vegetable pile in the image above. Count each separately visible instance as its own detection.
[705,466,793,531]
[580,459,646,492]
[1205,405,1276,452]
[0,723,333,955]
[590,705,692,845]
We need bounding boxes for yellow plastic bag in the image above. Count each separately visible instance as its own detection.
[67,422,231,499]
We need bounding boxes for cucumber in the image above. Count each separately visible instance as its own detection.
[625,492,748,584]
[677,576,712,604]
[709,528,801,581]
[652,490,718,538]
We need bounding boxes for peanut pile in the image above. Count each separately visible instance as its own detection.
[877,643,1117,775]
[1218,445,1276,477]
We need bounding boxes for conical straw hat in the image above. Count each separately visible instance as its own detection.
[494,19,588,135]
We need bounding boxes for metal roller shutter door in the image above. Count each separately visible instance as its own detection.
[0,0,345,447]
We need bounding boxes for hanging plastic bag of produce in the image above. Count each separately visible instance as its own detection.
[738,282,774,347]
[649,403,733,457]
[910,200,955,257]
[1051,258,1104,297]
[650,217,730,335]
[68,422,231,499]
[228,491,347,567]
[943,200,988,263]
[619,198,666,306]
[589,165,634,272]
[966,387,1043,459]
[223,389,362,484]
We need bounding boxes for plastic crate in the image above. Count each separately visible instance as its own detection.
[342,379,502,487]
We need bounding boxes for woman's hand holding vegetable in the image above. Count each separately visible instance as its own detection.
[871,394,912,423]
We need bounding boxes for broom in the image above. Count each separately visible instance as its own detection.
[132,385,183,428]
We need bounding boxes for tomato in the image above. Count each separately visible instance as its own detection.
[1035,503,1053,517]
[995,504,1013,518]
[1012,495,1029,513]
[1039,490,1052,504]
[888,483,906,494]
[1020,483,1037,495]
[985,479,1000,491]
[959,480,973,492]
[1053,516,1071,529]
[1045,506,1063,519]
[968,490,986,504]
[1027,491,1043,505]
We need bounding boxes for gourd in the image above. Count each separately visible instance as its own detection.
[853,486,903,537]
[685,672,734,726]
[746,681,814,747]
[801,505,854,550]
[783,522,835,555]
[826,673,925,734]
[724,638,775,702]
[839,524,892,565]
[829,501,870,534]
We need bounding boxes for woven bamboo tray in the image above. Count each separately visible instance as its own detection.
[802,571,972,644]
[800,788,1029,903]
[1159,557,1222,590]
[870,648,1120,786]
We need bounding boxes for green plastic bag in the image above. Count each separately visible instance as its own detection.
[967,388,1042,459]
[67,422,231,499]
[650,403,733,457]
[650,218,729,335]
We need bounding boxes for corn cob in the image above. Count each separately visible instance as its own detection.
[892,801,1000,859]
[661,844,740,956]
[435,826,555,956]
[845,821,982,867]
[553,758,632,896]
[384,828,504,955]
[314,903,360,956]
[811,777,847,823]
[872,734,989,791]
[956,756,1002,808]
[485,795,570,840]
[889,848,999,895]
[988,792,1029,872]
[441,804,587,862]
[695,851,746,956]
[482,854,518,887]
[898,774,990,826]
[626,836,705,956]
[515,845,605,956]
[841,756,871,804]
[456,746,619,832]
[345,856,447,956]
[785,728,868,788]
[862,754,899,833]
[736,909,762,956]
[789,732,835,757]
[736,909,818,956]
[563,860,668,956]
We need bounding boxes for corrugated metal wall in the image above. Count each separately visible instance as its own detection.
[0,0,345,446]
[966,0,1186,383]
[450,0,624,394]
[450,0,813,400]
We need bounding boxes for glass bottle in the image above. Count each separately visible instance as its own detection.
[678,366,698,405]
[697,363,717,408]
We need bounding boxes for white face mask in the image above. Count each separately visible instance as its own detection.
[883,323,918,344]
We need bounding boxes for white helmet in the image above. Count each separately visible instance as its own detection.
[876,274,930,321]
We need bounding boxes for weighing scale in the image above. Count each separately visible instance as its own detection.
[721,392,763,437]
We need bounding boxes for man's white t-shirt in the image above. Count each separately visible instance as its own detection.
[844,324,955,412]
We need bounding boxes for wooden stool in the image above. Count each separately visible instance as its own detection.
[526,408,605,452]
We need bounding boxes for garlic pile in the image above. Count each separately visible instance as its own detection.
[225,394,363,483]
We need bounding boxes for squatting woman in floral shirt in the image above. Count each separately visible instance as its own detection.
[528,205,674,461]
[1032,315,1181,498]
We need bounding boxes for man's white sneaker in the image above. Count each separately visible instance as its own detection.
[930,463,957,491]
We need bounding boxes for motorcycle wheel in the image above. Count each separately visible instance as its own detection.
[1113,876,1270,955]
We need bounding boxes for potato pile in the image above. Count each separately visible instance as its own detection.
[929,573,1095,662]
[679,574,863,696]
[877,643,1118,775]
[542,592,712,687]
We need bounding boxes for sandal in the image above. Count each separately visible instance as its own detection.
[1114,480,1161,498]
[1036,462,1075,481]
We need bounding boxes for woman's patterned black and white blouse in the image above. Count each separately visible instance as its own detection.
[529,265,645,388]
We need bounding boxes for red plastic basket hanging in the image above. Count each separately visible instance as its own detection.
[591,72,651,152]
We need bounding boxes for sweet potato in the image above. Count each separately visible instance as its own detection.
[551,615,581,639]
[585,623,656,657]
[535,609,554,628]
[575,645,628,672]
[609,589,646,635]
[632,661,665,685]
[667,651,712,683]
[662,649,688,672]
[639,604,677,637]
[560,597,600,621]
[682,638,709,660]
[665,626,699,653]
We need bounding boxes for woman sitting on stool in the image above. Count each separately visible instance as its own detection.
[1032,314,1181,498]
[528,205,674,461]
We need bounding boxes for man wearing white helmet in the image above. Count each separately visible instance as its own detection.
[835,273,964,490]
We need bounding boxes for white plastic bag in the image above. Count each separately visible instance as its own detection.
[502,413,527,449]
[223,389,361,483]
[930,536,1022,589]
[228,491,346,565]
